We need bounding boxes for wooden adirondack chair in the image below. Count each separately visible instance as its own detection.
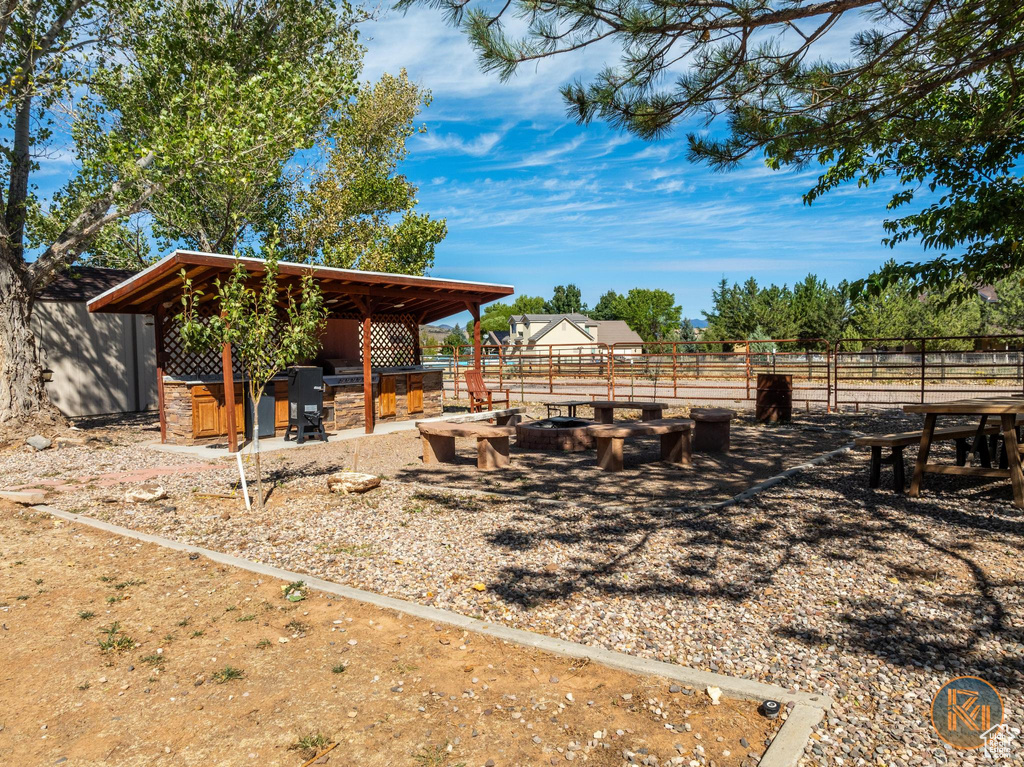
[464,369,510,413]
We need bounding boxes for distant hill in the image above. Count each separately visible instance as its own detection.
[688,318,708,328]
[419,324,454,345]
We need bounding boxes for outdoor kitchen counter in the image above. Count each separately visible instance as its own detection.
[161,368,443,445]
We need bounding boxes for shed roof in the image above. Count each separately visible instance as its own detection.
[39,266,137,302]
[87,250,514,324]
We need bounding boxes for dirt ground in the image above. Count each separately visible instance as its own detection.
[0,504,780,767]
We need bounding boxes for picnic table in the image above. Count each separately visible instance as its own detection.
[904,396,1024,507]
[543,400,590,419]
[588,400,668,424]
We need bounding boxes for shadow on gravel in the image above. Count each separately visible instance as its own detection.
[464,444,1024,678]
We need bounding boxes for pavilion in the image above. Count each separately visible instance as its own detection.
[87,250,514,450]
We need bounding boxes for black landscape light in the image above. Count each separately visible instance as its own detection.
[760,699,780,719]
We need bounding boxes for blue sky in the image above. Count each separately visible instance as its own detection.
[360,7,921,324]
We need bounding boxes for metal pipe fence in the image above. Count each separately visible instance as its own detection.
[421,333,1024,412]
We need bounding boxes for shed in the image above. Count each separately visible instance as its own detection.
[33,266,157,417]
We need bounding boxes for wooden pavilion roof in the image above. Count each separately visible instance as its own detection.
[86,250,514,324]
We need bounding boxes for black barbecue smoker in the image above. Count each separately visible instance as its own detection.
[284,366,328,444]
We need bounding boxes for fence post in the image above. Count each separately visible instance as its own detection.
[745,345,751,402]
[672,343,678,399]
[453,345,460,399]
[833,343,840,412]
[608,346,614,400]
[548,345,553,394]
[826,342,832,414]
[920,337,927,404]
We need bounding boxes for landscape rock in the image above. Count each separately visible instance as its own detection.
[326,471,381,494]
[26,435,52,451]
[0,489,47,505]
[125,484,168,503]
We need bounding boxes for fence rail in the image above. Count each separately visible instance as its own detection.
[422,334,1024,412]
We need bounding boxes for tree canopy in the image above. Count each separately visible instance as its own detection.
[403,0,1024,294]
[544,284,585,314]
[1,0,366,422]
[701,268,1005,350]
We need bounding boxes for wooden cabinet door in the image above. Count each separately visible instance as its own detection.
[407,374,423,414]
[274,381,289,428]
[380,375,396,417]
[192,387,222,438]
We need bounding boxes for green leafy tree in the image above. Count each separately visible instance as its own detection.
[790,276,851,347]
[544,284,586,314]
[1,0,358,424]
[470,294,545,334]
[617,289,681,342]
[590,290,625,321]
[405,0,1024,296]
[440,328,468,357]
[279,70,447,274]
[178,252,326,509]
[987,278,1024,334]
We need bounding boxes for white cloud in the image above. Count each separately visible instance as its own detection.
[416,130,503,156]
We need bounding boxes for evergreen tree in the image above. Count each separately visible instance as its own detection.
[544,284,586,314]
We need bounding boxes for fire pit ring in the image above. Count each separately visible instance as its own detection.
[516,417,595,452]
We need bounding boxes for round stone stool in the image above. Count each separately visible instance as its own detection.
[690,408,735,453]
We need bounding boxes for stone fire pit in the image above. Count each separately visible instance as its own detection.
[516,417,595,451]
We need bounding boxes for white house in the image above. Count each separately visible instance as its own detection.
[507,313,643,357]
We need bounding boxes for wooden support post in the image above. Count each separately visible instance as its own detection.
[909,412,937,497]
[362,313,374,434]
[221,338,238,453]
[154,304,168,444]
[1001,414,1024,508]
[468,302,482,372]
[412,316,422,366]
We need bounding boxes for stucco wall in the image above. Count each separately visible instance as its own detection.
[32,301,157,417]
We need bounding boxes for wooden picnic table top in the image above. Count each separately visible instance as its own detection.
[589,400,668,410]
[904,396,1024,415]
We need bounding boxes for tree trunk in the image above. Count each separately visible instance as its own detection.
[0,257,62,424]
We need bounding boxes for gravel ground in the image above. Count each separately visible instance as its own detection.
[3,409,1023,765]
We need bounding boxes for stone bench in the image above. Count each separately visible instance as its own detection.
[416,406,525,427]
[585,418,694,472]
[855,424,1001,491]
[690,408,735,453]
[418,422,517,470]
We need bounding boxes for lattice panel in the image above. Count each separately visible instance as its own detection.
[162,308,243,379]
[357,314,419,367]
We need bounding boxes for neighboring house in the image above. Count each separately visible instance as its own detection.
[485,330,510,349]
[32,266,157,417]
[507,313,643,357]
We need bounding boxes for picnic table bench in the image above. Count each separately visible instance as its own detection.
[585,418,694,472]
[418,421,516,470]
[588,400,668,424]
[855,423,1001,491]
[417,406,525,427]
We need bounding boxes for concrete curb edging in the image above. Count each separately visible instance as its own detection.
[713,443,855,507]
[33,503,831,766]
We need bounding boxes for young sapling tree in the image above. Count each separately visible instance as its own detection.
[178,254,326,509]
